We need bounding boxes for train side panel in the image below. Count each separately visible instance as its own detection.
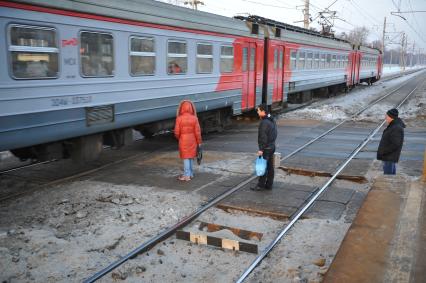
[0,4,260,154]
[358,46,381,84]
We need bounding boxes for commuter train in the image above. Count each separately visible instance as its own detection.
[0,0,382,162]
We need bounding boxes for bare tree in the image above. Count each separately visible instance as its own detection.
[339,31,347,40]
[346,26,370,45]
[370,40,382,49]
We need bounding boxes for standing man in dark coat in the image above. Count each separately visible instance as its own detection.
[251,104,278,191]
[377,108,405,175]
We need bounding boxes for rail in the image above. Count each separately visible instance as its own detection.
[236,78,421,282]
[83,68,424,282]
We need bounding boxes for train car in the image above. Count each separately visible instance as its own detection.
[237,16,361,105]
[357,45,382,85]
[0,0,264,161]
[0,0,382,163]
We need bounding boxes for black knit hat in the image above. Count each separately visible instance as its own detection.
[257,103,269,114]
[386,108,399,119]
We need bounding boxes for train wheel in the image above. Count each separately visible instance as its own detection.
[68,134,103,163]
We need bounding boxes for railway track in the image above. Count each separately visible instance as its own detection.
[2,70,419,204]
[1,67,422,177]
[0,139,171,203]
[2,68,422,176]
[83,70,425,282]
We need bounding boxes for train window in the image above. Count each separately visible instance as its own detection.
[220,45,234,73]
[80,32,114,77]
[337,55,341,68]
[242,48,248,71]
[9,25,59,79]
[313,53,319,69]
[331,54,337,68]
[306,53,313,69]
[274,49,278,70]
[130,36,155,76]
[196,43,213,74]
[290,50,297,70]
[250,48,255,71]
[279,50,283,69]
[320,54,326,69]
[167,40,187,74]
[326,54,331,68]
[298,51,305,69]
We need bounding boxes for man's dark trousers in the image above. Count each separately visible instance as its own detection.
[383,161,396,175]
[258,150,274,189]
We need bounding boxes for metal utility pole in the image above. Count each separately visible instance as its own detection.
[400,33,405,71]
[304,0,310,29]
[410,41,415,66]
[382,17,386,54]
[405,35,408,69]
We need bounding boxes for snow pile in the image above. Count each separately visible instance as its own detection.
[382,64,425,77]
[283,71,424,123]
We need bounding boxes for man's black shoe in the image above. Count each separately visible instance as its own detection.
[250,185,265,191]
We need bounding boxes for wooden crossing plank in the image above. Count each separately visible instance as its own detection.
[176,230,258,254]
[198,221,263,241]
[279,166,367,183]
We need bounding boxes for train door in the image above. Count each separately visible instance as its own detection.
[355,53,361,84]
[272,46,284,103]
[242,43,257,110]
[350,53,356,85]
[377,55,382,78]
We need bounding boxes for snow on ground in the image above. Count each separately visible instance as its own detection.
[282,70,425,123]
[382,64,425,76]
[0,149,368,283]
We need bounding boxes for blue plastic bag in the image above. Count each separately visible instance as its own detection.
[255,156,267,176]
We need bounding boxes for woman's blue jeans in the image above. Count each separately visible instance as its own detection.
[183,159,194,177]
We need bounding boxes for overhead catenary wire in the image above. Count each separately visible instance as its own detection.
[402,0,426,45]
[407,0,422,34]
[242,0,297,9]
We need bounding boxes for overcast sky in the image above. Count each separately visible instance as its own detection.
[161,0,426,51]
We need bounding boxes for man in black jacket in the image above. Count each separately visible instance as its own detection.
[377,108,405,175]
[251,104,278,190]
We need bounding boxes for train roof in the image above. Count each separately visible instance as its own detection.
[8,0,262,38]
[237,15,354,51]
[358,45,381,55]
[8,0,381,53]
